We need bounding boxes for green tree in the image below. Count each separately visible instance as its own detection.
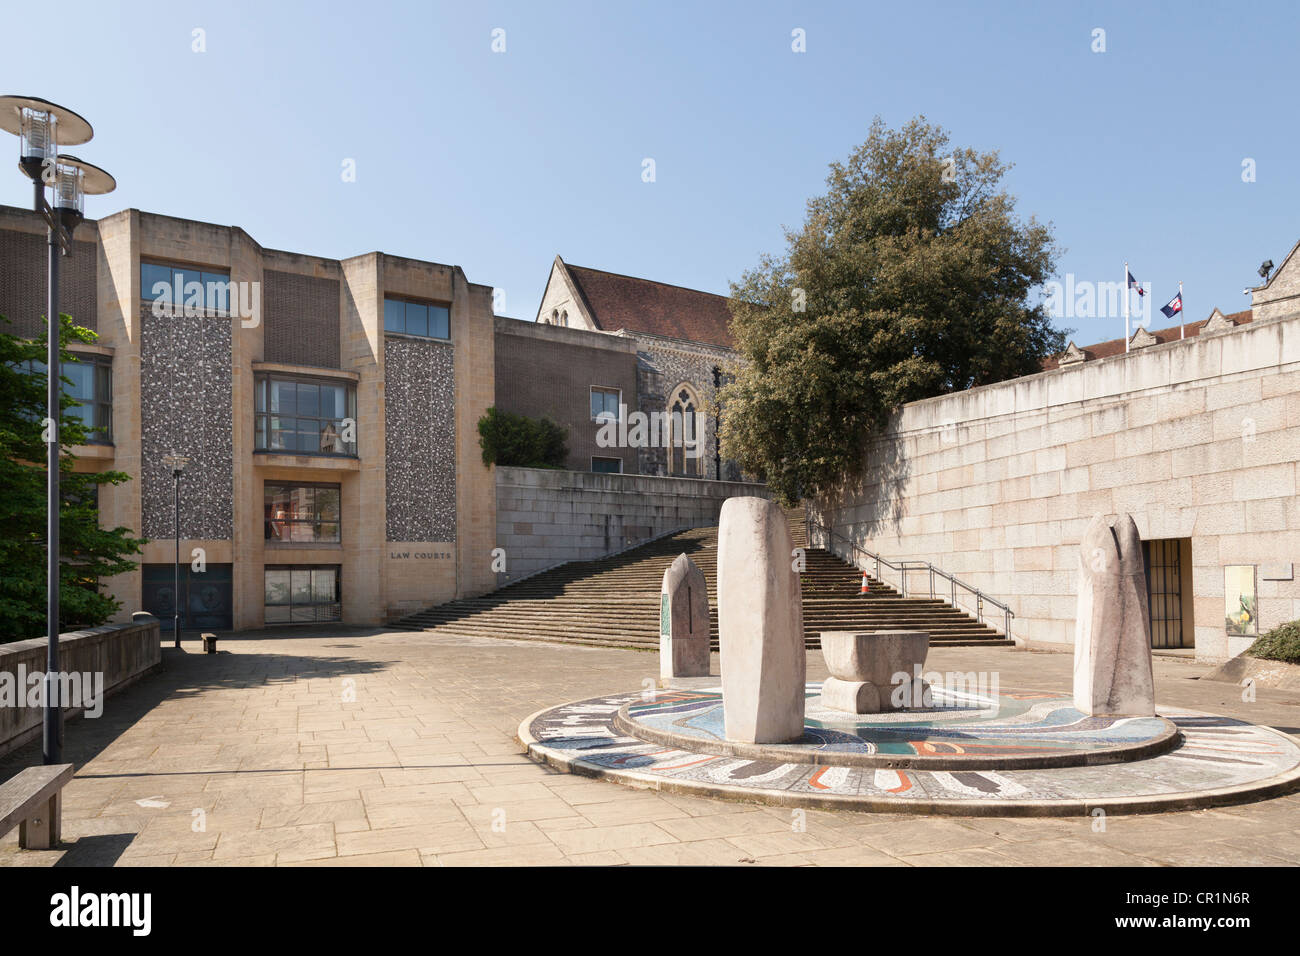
[720,116,1065,504]
[0,313,145,641]
[476,406,568,469]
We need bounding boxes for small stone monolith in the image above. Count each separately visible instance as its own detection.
[1073,513,1156,717]
[660,554,711,679]
[718,496,805,743]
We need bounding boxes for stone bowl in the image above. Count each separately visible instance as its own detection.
[820,630,930,688]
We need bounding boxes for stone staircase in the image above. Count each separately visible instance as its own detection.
[395,508,1012,650]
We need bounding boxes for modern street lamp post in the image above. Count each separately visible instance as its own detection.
[1,96,116,765]
[163,454,190,648]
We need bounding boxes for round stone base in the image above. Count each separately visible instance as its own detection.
[518,682,1300,816]
[612,686,1180,770]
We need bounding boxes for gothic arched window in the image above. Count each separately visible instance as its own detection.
[669,384,701,477]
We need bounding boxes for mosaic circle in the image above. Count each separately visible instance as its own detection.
[612,684,1180,770]
[519,684,1300,816]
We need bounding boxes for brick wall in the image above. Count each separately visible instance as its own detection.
[494,316,639,473]
[0,227,98,336]
[263,269,341,368]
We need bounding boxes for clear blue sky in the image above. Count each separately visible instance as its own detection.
[3,0,1295,344]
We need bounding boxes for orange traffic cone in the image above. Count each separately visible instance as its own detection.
[859,573,870,595]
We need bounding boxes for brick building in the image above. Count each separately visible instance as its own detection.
[0,204,497,631]
[530,256,743,479]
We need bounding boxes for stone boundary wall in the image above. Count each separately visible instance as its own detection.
[814,314,1300,662]
[495,466,769,582]
[0,618,162,759]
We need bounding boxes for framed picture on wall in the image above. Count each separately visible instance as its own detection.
[1224,565,1258,636]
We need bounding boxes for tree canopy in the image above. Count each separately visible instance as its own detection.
[0,314,145,640]
[720,116,1065,504]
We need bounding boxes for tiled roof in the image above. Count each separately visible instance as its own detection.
[1043,309,1253,369]
[563,261,735,348]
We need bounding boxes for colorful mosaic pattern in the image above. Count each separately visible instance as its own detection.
[619,686,1175,766]
[521,685,1300,815]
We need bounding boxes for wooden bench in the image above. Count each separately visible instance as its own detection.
[0,764,74,850]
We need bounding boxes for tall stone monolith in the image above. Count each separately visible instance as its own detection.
[1073,513,1156,717]
[718,496,806,743]
[660,554,711,679]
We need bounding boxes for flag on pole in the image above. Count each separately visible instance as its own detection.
[1126,269,1145,297]
[1160,290,1183,319]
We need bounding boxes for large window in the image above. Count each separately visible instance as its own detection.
[141,261,231,313]
[264,566,341,623]
[591,456,623,474]
[383,296,450,339]
[590,386,621,422]
[22,355,112,443]
[265,482,341,543]
[255,374,357,455]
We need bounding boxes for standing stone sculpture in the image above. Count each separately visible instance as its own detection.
[718,497,806,743]
[660,554,711,679]
[1073,513,1156,717]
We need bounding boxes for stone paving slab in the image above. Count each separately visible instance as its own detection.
[0,627,1297,866]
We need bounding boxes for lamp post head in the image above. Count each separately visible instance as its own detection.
[48,154,114,233]
[163,453,190,478]
[0,96,93,184]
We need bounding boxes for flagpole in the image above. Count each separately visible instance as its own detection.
[1124,260,1130,352]
[1179,281,1184,339]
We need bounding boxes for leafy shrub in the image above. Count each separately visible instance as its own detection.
[477,406,568,469]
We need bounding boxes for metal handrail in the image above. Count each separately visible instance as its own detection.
[802,506,1014,640]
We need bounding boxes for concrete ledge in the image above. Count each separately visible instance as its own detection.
[0,618,162,759]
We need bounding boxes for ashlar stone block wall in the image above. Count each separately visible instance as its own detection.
[495,466,769,582]
[814,314,1300,662]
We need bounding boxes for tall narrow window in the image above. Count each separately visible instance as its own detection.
[669,385,700,477]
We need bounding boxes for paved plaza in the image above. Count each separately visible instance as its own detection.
[1,630,1298,867]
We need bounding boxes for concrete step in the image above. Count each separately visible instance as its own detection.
[395,514,1011,646]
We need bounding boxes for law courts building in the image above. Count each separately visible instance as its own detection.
[0,204,498,631]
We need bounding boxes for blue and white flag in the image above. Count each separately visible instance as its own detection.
[1160,291,1183,319]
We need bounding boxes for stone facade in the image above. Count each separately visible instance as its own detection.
[0,204,498,630]
[814,307,1300,662]
[1252,241,1300,324]
[531,256,744,480]
[494,466,769,582]
[631,334,735,480]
